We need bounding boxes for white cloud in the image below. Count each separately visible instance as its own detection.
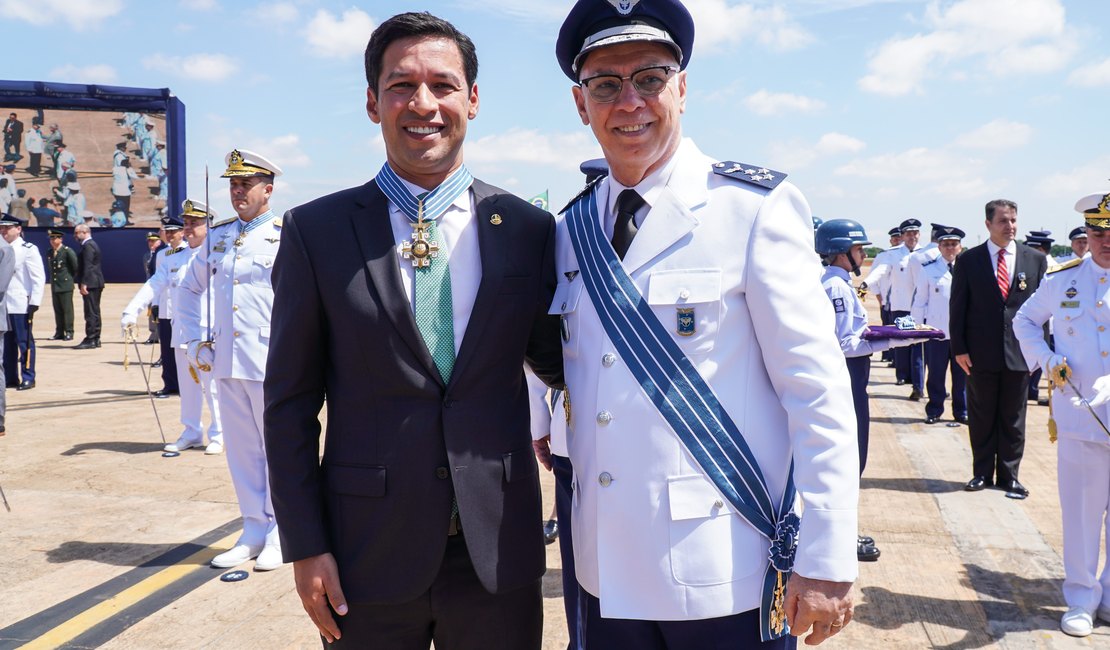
[48,64,118,84]
[1033,155,1110,196]
[768,132,865,169]
[465,128,602,172]
[144,53,239,82]
[179,0,217,10]
[207,129,310,170]
[858,0,1077,96]
[304,8,376,59]
[1068,58,1110,87]
[743,90,826,116]
[687,0,814,52]
[953,119,1033,150]
[449,0,572,23]
[263,1,299,25]
[0,0,123,30]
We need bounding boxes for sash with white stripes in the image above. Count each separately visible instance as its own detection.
[564,180,799,641]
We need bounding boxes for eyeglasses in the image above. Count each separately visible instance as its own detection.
[579,66,678,103]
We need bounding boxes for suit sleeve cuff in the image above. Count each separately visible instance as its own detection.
[793,507,858,583]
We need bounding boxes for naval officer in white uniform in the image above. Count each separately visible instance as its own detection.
[1014,195,1110,638]
[553,1,858,646]
[178,149,284,571]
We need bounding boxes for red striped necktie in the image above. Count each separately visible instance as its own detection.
[997,249,1010,301]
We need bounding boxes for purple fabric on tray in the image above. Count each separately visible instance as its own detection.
[862,325,946,341]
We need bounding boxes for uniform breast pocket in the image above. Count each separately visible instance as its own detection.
[251,255,274,284]
[549,277,584,359]
[667,475,762,586]
[647,269,722,356]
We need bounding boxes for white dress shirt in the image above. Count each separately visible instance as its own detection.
[986,239,1017,280]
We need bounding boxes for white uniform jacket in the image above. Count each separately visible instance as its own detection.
[178,212,279,381]
[886,243,920,312]
[554,139,859,622]
[5,237,45,315]
[863,246,900,305]
[910,256,954,339]
[124,244,213,347]
[822,266,888,358]
[526,368,568,457]
[1014,256,1110,442]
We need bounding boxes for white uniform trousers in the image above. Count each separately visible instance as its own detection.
[1057,436,1110,614]
[174,348,222,445]
[217,377,280,549]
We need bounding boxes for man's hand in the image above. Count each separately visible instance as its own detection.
[532,435,553,471]
[79,283,88,296]
[786,573,853,646]
[187,340,215,370]
[27,304,38,316]
[121,313,137,338]
[955,353,972,374]
[293,553,348,643]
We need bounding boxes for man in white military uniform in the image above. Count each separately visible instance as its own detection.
[911,226,968,424]
[887,219,922,391]
[862,226,903,363]
[553,1,858,646]
[0,214,45,390]
[122,201,223,455]
[178,149,283,571]
[1014,195,1110,637]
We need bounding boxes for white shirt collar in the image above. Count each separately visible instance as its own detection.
[986,239,1016,258]
[390,175,472,217]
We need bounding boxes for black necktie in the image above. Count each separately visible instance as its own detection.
[611,189,645,260]
[948,261,953,272]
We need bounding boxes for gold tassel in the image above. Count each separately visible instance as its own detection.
[1047,382,1057,443]
[769,571,787,635]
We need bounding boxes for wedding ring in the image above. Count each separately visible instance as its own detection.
[831,620,843,628]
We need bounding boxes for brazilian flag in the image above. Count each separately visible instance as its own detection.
[530,190,549,212]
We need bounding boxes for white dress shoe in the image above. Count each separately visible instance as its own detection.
[164,436,204,453]
[211,544,262,568]
[1098,604,1110,624]
[254,545,284,571]
[204,440,224,455]
[1061,607,1093,637]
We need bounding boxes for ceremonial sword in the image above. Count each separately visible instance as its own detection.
[128,327,174,456]
[0,481,10,512]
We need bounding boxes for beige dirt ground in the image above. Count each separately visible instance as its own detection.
[0,284,1105,649]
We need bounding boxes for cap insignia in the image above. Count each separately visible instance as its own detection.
[229,150,243,167]
[607,0,641,15]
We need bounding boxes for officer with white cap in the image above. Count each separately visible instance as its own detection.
[911,226,968,424]
[888,218,924,393]
[178,149,284,570]
[1014,192,1110,637]
[123,200,224,454]
[862,225,905,363]
[0,213,44,390]
[1065,226,1090,261]
[554,1,857,645]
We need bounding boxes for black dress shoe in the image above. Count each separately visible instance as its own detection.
[857,541,881,562]
[63,333,73,341]
[16,380,35,391]
[144,336,157,344]
[965,476,991,491]
[896,379,906,386]
[94,338,101,348]
[954,414,969,424]
[152,359,162,368]
[909,388,923,401]
[50,334,65,340]
[543,519,559,545]
[925,416,939,424]
[858,534,874,546]
[152,389,178,399]
[73,339,96,350]
[1004,480,1029,500]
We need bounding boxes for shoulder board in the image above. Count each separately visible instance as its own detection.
[22,242,33,248]
[558,174,606,215]
[922,257,939,267]
[711,161,787,191]
[212,215,238,228]
[1047,257,1083,275]
[272,217,282,228]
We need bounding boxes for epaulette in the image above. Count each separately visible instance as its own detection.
[1047,257,1083,275]
[273,217,282,228]
[712,161,786,191]
[212,215,238,228]
[559,174,606,214]
[21,241,33,248]
[922,257,939,267]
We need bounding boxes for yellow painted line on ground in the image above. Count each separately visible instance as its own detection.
[17,531,239,650]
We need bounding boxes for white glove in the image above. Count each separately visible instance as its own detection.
[121,313,137,337]
[1089,375,1110,408]
[187,340,216,370]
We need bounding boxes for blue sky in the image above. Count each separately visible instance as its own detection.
[6,0,1109,246]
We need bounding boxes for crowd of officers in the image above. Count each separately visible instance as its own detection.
[817,199,1109,638]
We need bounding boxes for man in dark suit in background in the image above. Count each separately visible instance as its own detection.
[73,224,104,349]
[264,12,562,649]
[951,199,1047,499]
[3,113,23,159]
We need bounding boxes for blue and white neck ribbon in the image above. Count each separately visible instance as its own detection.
[239,209,275,234]
[564,180,799,641]
[375,163,473,223]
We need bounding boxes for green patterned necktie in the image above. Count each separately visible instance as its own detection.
[413,196,455,384]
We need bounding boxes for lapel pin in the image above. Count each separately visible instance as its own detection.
[490,214,503,226]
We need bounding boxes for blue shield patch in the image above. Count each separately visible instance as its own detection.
[676,307,696,337]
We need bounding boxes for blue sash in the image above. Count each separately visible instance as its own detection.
[564,180,798,641]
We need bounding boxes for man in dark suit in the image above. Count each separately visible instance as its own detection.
[3,113,23,159]
[951,199,1047,499]
[73,224,104,349]
[264,12,562,649]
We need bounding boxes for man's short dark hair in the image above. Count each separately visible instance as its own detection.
[985,199,1018,221]
[364,12,478,94]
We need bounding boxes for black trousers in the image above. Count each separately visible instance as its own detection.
[28,152,41,176]
[158,319,177,393]
[52,289,74,337]
[966,368,1029,484]
[82,288,102,339]
[325,534,542,649]
[845,355,871,475]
